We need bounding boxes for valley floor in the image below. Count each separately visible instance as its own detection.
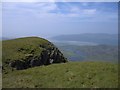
[3,61,118,88]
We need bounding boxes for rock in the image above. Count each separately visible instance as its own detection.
[49,59,54,64]
[9,60,24,70]
[9,46,67,70]
[30,59,41,67]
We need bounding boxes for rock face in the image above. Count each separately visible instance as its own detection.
[3,37,67,70]
[9,43,67,70]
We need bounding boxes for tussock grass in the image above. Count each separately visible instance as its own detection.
[3,61,118,88]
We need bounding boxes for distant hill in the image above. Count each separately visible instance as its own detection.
[0,37,17,41]
[1,37,13,41]
[2,37,9,40]
[54,44,118,63]
[2,37,67,72]
[51,33,118,45]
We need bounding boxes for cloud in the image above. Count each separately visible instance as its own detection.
[70,6,80,13]
[2,2,118,38]
[2,2,118,22]
[31,3,58,13]
[81,2,89,6]
[2,2,57,16]
[2,0,120,2]
[83,9,96,14]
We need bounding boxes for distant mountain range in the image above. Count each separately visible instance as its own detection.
[1,37,13,41]
[51,33,118,46]
[50,33,118,62]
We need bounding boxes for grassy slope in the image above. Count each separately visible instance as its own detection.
[3,61,118,88]
[2,37,51,62]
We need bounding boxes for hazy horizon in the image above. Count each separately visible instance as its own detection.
[2,2,118,39]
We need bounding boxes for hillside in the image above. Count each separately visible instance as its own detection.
[54,44,118,63]
[3,62,118,88]
[51,33,118,45]
[2,37,67,72]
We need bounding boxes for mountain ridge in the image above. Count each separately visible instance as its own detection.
[51,33,118,45]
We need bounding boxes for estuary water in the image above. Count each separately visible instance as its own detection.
[49,39,98,46]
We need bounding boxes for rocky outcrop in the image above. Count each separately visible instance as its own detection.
[8,42,67,70]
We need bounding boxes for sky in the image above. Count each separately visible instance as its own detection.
[2,2,118,39]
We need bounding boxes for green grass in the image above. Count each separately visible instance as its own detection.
[2,37,52,63]
[3,61,118,88]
